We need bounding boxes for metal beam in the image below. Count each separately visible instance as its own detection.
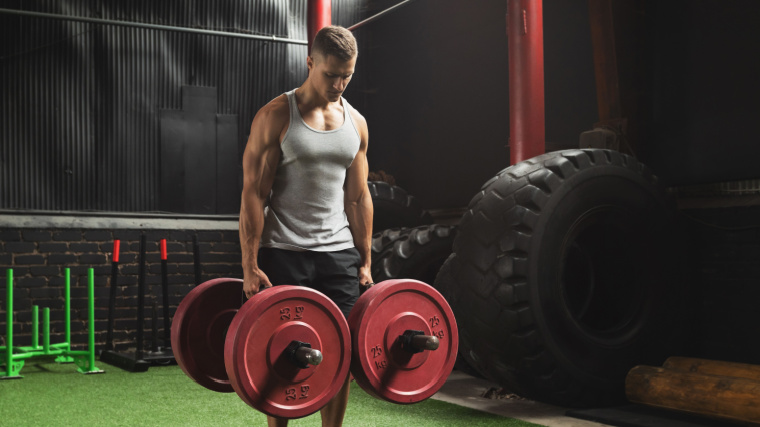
[0,8,308,45]
[347,0,415,32]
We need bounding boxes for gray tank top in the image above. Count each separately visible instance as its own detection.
[260,89,361,251]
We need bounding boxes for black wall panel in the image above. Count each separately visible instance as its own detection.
[1,0,364,213]
[6,0,758,214]
[344,0,598,210]
[645,0,760,186]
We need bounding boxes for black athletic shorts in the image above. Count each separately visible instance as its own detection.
[257,247,362,319]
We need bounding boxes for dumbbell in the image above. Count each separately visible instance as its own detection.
[347,279,458,405]
[171,279,350,418]
[171,278,457,419]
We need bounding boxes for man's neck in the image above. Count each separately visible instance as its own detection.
[296,82,340,110]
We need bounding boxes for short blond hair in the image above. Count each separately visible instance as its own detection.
[312,25,357,62]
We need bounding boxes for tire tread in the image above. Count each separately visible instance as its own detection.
[434,148,675,407]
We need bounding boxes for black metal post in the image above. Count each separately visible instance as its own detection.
[105,240,120,351]
[193,234,201,286]
[136,234,146,360]
[151,302,159,353]
[160,239,171,347]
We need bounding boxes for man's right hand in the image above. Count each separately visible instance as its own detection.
[244,268,273,299]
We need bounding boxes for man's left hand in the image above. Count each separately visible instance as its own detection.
[358,265,374,293]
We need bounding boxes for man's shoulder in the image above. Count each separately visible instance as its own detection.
[345,99,367,128]
[347,105,368,142]
[257,93,290,121]
[250,93,290,143]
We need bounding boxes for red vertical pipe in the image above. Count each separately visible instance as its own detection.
[507,0,545,165]
[307,0,332,55]
[112,240,120,262]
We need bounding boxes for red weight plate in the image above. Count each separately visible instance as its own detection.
[225,285,351,419]
[348,279,459,404]
[171,278,244,392]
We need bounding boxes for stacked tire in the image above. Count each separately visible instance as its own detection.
[434,149,690,407]
[368,181,433,233]
[369,180,449,284]
[371,224,457,285]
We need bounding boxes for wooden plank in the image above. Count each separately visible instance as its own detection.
[587,0,646,157]
[588,0,621,123]
[626,365,760,425]
[664,357,760,382]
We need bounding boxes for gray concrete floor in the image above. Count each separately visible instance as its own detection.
[432,371,611,427]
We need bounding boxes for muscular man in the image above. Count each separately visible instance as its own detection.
[238,26,373,427]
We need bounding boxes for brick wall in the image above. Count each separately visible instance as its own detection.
[4,205,759,366]
[1,227,242,352]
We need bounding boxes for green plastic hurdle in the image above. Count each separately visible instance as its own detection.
[2,268,104,378]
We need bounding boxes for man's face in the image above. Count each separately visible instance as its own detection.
[308,53,356,103]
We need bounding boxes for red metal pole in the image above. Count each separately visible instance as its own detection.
[507,0,545,165]
[307,0,332,55]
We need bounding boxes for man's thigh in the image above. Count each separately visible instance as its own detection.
[257,247,313,287]
[312,248,361,320]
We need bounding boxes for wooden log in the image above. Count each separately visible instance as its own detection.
[626,365,760,425]
[664,356,760,382]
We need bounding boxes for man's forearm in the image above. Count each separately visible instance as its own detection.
[346,194,373,267]
[239,191,266,276]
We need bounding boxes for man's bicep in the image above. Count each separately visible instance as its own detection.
[346,113,370,202]
[345,149,369,202]
[243,111,281,193]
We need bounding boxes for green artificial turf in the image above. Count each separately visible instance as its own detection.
[0,359,540,426]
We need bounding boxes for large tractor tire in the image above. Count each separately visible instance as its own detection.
[371,224,457,284]
[434,149,689,407]
[369,181,433,233]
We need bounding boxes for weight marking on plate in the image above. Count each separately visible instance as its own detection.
[284,384,311,402]
[429,315,440,328]
[279,305,306,321]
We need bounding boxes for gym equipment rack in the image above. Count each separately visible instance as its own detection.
[100,235,176,372]
[2,268,104,379]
